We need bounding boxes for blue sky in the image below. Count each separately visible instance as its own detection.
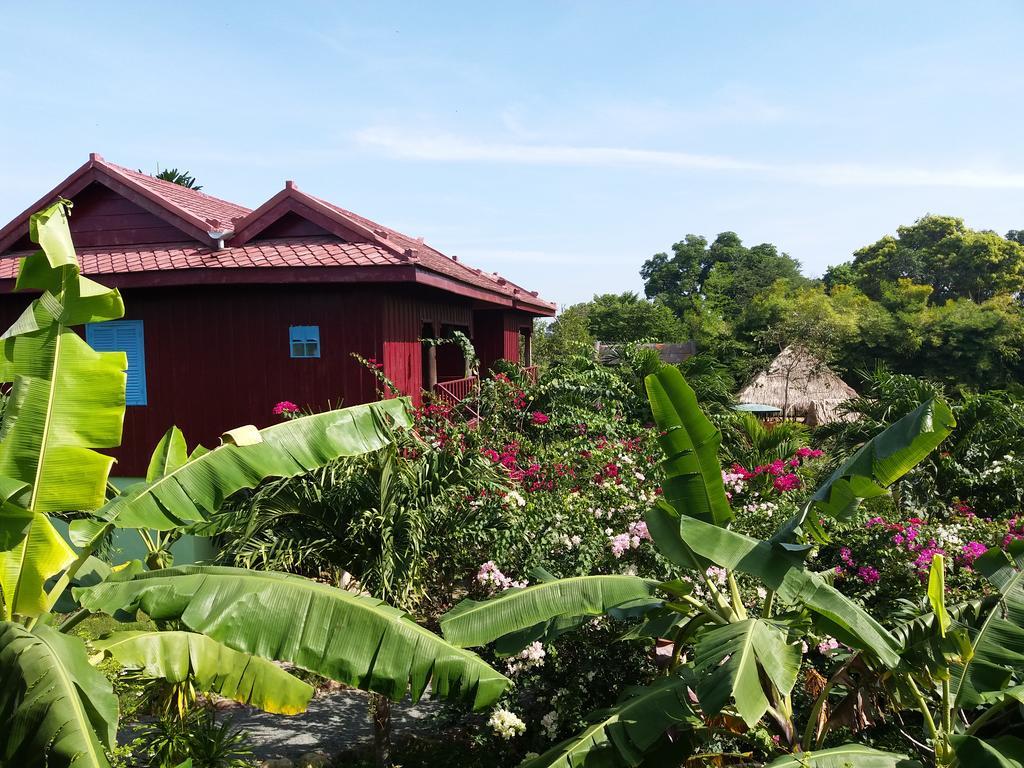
[2,1,1023,307]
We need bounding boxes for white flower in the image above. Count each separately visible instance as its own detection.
[488,708,526,739]
[756,586,768,600]
[506,641,546,674]
[504,490,527,508]
[541,710,559,739]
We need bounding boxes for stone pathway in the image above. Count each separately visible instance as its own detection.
[222,690,441,760]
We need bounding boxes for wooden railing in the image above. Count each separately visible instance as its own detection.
[523,365,539,384]
[435,375,480,419]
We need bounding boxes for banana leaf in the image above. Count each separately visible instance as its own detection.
[93,630,313,715]
[950,735,1024,767]
[0,202,125,515]
[693,618,800,726]
[146,426,188,482]
[0,509,75,619]
[440,575,658,648]
[677,514,902,667]
[521,674,698,768]
[950,543,1024,708]
[644,367,732,526]
[777,398,954,543]
[94,398,412,532]
[764,744,919,767]
[0,621,118,768]
[74,565,507,708]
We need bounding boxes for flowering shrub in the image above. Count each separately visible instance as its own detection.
[272,400,299,418]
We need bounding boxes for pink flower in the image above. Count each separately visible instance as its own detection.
[609,533,632,558]
[961,541,988,564]
[773,473,801,492]
[273,400,299,415]
[531,411,550,425]
[857,566,880,584]
[627,521,651,541]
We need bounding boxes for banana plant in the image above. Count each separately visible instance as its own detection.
[0,202,509,768]
[862,544,1024,767]
[440,365,954,767]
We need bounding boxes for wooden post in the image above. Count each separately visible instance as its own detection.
[427,343,437,391]
[524,328,533,367]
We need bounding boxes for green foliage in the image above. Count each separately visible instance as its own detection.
[441,575,658,648]
[0,622,118,768]
[76,566,508,708]
[641,231,804,325]
[142,167,203,191]
[215,429,504,612]
[846,215,1024,302]
[92,630,314,714]
[134,708,254,768]
[554,292,686,345]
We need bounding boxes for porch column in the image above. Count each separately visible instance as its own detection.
[523,328,533,366]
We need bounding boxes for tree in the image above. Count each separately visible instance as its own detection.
[846,215,1024,302]
[580,292,686,343]
[139,165,203,190]
[642,232,803,325]
[0,202,507,768]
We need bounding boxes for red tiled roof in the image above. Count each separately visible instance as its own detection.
[0,155,556,314]
[102,161,251,230]
[0,238,402,279]
[313,196,551,309]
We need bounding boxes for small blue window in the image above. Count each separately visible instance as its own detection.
[86,319,148,406]
[289,325,320,358]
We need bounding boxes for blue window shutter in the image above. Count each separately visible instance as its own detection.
[289,325,320,358]
[86,320,148,406]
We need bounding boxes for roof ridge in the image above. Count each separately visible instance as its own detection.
[99,159,251,229]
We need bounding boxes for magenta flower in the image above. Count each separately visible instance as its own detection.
[531,411,550,425]
[961,541,988,564]
[273,400,299,415]
[857,566,880,585]
[772,473,801,492]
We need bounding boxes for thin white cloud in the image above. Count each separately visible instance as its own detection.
[353,127,1024,189]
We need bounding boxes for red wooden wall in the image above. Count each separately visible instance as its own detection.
[0,281,538,476]
[7,183,187,251]
[476,309,532,374]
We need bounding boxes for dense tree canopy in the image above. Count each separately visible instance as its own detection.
[640,232,804,323]
[830,215,1024,302]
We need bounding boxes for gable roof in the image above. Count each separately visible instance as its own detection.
[0,154,555,315]
[0,154,250,252]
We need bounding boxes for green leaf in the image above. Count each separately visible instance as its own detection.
[927,553,950,637]
[0,509,75,619]
[645,499,707,572]
[0,621,118,768]
[146,426,189,482]
[0,202,125,515]
[644,367,732,526]
[693,618,800,726]
[764,744,919,767]
[97,398,412,531]
[92,630,313,715]
[521,674,697,768]
[678,515,902,667]
[950,544,1024,708]
[950,735,1024,767]
[74,565,507,709]
[810,398,955,522]
[440,575,658,648]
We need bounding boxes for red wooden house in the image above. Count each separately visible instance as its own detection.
[0,154,555,476]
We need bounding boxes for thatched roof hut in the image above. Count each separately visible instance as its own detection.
[736,346,857,426]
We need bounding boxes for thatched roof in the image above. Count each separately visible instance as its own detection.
[736,346,857,426]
